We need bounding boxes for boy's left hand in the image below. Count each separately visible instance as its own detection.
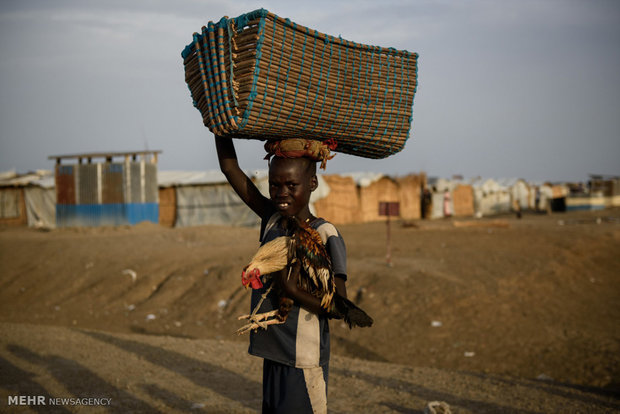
[276,260,301,296]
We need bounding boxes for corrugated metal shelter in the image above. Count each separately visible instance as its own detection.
[49,151,160,227]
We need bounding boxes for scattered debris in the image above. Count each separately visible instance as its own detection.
[453,219,510,228]
[537,373,554,381]
[126,304,136,311]
[203,269,210,276]
[424,400,452,414]
[401,221,418,228]
[85,262,94,270]
[122,269,137,282]
[464,351,475,358]
[190,402,205,410]
[145,314,156,321]
[431,320,443,328]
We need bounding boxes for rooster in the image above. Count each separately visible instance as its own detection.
[237,216,373,334]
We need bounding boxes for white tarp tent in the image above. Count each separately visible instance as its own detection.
[470,178,511,217]
[158,170,331,227]
[0,170,56,228]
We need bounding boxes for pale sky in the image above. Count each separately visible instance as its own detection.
[1,0,619,182]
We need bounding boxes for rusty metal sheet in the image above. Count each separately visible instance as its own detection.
[55,165,76,205]
[102,163,124,204]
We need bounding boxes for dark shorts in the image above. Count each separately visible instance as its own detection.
[262,359,329,414]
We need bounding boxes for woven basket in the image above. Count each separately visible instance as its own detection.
[182,9,418,159]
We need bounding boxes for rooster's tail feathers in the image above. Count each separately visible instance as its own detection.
[332,294,373,328]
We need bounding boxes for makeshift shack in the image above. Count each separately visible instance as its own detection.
[452,184,475,217]
[349,173,400,223]
[397,174,424,220]
[313,175,359,224]
[158,170,330,228]
[470,178,512,217]
[158,171,258,228]
[49,151,160,227]
[0,170,55,228]
[589,175,620,207]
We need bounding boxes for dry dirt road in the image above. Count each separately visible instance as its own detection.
[1,208,619,412]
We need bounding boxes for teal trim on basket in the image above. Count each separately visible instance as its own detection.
[381,54,398,152]
[332,37,351,135]
[232,8,268,34]
[291,27,317,130]
[388,53,408,153]
[407,52,419,140]
[193,31,213,125]
[339,43,364,140]
[373,51,392,141]
[312,36,333,131]
[384,54,406,154]
[226,20,238,108]
[269,20,296,132]
[276,22,306,134]
[323,34,342,133]
[206,22,225,125]
[399,52,412,144]
[351,44,374,142]
[363,46,382,138]
[300,29,328,133]
[238,13,267,130]
[256,17,278,128]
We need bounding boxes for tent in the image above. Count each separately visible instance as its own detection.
[158,171,259,227]
[470,178,512,217]
[0,170,56,228]
[157,170,329,228]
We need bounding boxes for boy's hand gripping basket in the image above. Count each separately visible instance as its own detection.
[182,9,418,159]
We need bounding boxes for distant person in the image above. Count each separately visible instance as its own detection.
[513,199,522,219]
[443,189,452,218]
[421,187,431,219]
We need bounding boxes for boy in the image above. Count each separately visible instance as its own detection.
[215,136,348,414]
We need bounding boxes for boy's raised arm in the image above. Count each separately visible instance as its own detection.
[215,136,273,218]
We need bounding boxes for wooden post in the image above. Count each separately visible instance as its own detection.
[379,202,400,266]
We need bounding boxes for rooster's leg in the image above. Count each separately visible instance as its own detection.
[236,282,280,334]
[237,282,274,321]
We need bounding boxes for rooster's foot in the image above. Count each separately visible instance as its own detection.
[237,311,285,335]
[236,311,284,335]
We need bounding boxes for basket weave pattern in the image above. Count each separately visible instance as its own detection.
[182,9,418,159]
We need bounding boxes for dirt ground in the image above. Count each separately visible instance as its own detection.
[1,208,619,413]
